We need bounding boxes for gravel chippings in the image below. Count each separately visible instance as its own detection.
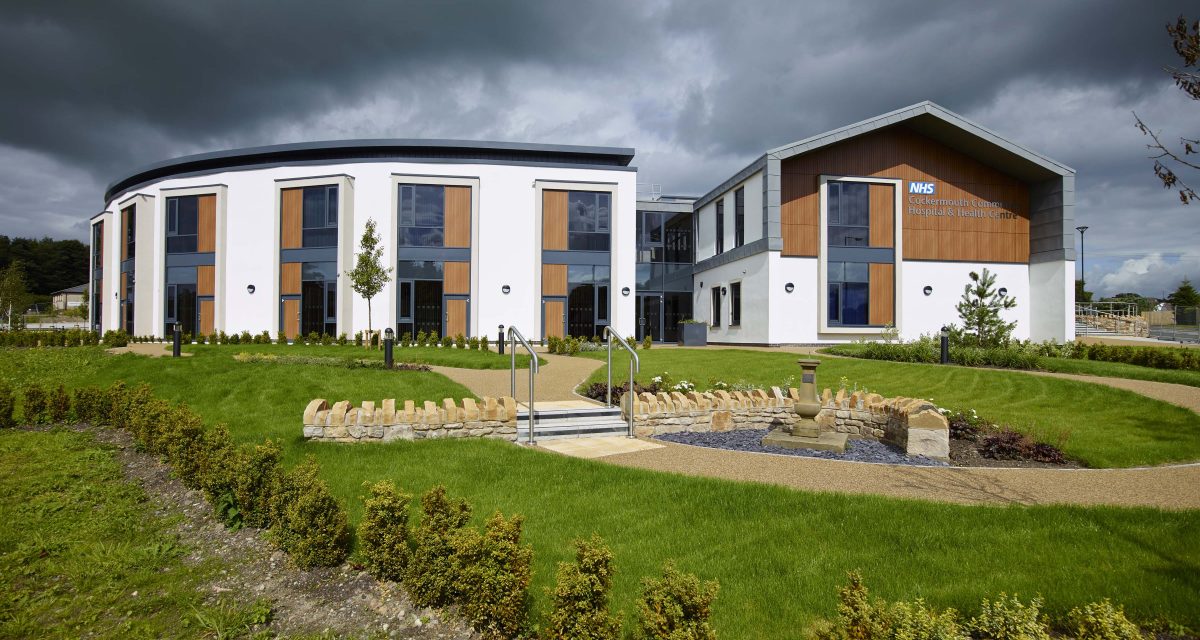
[655,429,949,467]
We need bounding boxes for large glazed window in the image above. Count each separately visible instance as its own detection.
[166,196,199,253]
[567,191,611,251]
[398,184,446,247]
[302,185,338,248]
[565,264,610,337]
[827,181,870,247]
[827,261,869,326]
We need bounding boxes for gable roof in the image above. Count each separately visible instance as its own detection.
[52,284,88,295]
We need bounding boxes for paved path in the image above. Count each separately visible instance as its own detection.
[598,439,1200,509]
[431,351,604,403]
[108,343,191,358]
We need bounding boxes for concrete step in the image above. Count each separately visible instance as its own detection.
[515,406,629,441]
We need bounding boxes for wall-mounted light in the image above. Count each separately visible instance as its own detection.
[699,281,704,288]
[998,287,1008,297]
[784,282,795,293]
[923,285,933,296]
[246,284,256,295]
[501,285,511,294]
[621,287,631,296]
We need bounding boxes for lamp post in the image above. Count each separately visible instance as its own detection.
[1076,225,1089,287]
[939,325,950,365]
[383,327,394,369]
[498,324,505,355]
[172,322,181,358]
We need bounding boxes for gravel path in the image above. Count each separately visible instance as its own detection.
[432,350,604,402]
[656,429,948,466]
[600,439,1200,509]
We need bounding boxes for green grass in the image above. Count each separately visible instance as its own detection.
[3,347,1200,637]
[0,428,268,638]
[578,348,1200,468]
[1036,357,1200,387]
[180,341,542,369]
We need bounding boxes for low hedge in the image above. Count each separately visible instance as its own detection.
[0,328,101,348]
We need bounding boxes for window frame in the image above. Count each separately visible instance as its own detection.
[397,183,446,247]
[710,286,722,328]
[729,281,742,326]
[715,200,725,255]
[300,185,339,248]
[733,188,744,248]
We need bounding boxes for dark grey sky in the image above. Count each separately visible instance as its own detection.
[0,0,1195,297]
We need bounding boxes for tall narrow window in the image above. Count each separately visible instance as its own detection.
[302,185,338,248]
[715,200,725,254]
[734,187,745,248]
[124,207,136,260]
[711,286,722,327]
[730,282,741,326]
[92,222,103,268]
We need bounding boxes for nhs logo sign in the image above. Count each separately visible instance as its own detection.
[909,181,936,195]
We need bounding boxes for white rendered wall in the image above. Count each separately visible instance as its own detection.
[695,200,717,261]
[693,170,763,262]
[108,161,637,339]
[1029,260,1074,342]
[900,261,1030,341]
[769,255,820,343]
[132,196,156,335]
[692,252,771,344]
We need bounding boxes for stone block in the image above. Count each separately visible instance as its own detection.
[502,397,518,421]
[303,399,328,425]
[382,398,396,424]
[834,388,846,407]
[369,424,384,438]
[822,388,833,406]
[462,398,480,421]
[348,423,366,439]
[712,410,733,432]
[315,410,330,427]
[907,427,950,461]
[382,425,414,441]
[908,409,948,431]
[443,398,458,422]
[329,400,350,426]
[360,401,375,421]
[327,425,349,439]
[404,400,416,421]
[303,425,324,438]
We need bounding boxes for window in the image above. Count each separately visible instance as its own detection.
[827,181,870,247]
[124,207,136,260]
[567,191,611,251]
[566,264,610,338]
[827,261,870,326]
[398,184,445,246]
[715,200,724,254]
[711,286,722,327]
[637,211,693,269]
[92,222,103,268]
[301,185,338,248]
[301,261,337,336]
[166,196,199,253]
[734,188,744,248]
[730,282,741,326]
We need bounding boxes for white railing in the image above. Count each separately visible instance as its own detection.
[603,326,640,439]
[508,326,540,445]
[1075,302,1146,337]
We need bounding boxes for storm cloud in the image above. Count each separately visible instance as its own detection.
[0,0,1195,296]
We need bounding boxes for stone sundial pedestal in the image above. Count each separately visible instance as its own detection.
[761,358,848,453]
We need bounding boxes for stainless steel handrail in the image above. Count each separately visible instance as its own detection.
[508,326,539,445]
[603,326,640,438]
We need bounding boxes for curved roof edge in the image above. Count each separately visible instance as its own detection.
[105,138,636,203]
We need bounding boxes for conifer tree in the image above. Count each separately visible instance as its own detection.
[955,268,1017,347]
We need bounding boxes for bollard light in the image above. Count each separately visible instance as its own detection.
[498,324,505,355]
[383,327,394,369]
[172,322,182,358]
[939,325,950,365]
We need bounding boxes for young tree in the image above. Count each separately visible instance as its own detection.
[1134,16,1199,205]
[1167,278,1200,307]
[1075,279,1093,303]
[955,268,1017,347]
[345,219,391,334]
[0,261,29,330]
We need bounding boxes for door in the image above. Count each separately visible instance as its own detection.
[637,294,662,342]
[282,298,300,339]
[445,297,468,338]
[543,299,565,339]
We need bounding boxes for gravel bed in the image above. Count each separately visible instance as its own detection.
[655,429,949,467]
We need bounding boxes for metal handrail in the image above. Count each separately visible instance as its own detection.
[508,326,539,445]
[603,326,640,439]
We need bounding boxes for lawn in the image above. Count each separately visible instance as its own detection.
[181,341,542,369]
[1037,357,1200,387]
[3,346,1200,637]
[0,428,265,638]
[578,348,1200,468]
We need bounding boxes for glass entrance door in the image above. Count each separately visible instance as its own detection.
[637,294,662,342]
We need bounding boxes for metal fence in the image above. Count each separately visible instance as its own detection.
[1146,306,1200,344]
[1074,302,1146,337]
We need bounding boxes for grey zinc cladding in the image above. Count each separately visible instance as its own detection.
[105,138,636,203]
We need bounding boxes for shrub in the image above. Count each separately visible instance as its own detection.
[480,335,489,351]
[128,397,173,454]
[337,332,348,346]
[22,385,48,425]
[101,329,130,347]
[441,335,453,348]
[468,336,480,351]
[198,423,241,503]
[400,331,412,346]
[642,335,653,350]
[886,599,968,640]
[0,383,15,429]
[277,330,287,344]
[627,336,637,350]
[48,384,71,423]
[637,562,718,640]
[321,332,333,346]
[455,334,467,350]
[160,403,208,489]
[416,330,428,347]
[269,456,350,567]
[405,485,472,607]
[969,594,1050,640]
[71,387,106,425]
[1067,600,1144,640]
[235,439,283,529]
[306,331,320,345]
[544,534,621,640]
[978,429,1067,464]
[455,512,533,639]
[358,480,412,582]
[196,333,207,345]
[816,572,967,640]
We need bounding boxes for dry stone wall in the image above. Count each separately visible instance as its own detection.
[623,386,950,460]
[302,396,519,443]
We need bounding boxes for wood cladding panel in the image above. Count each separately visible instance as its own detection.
[443,261,470,295]
[282,299,300,340]
[444,186,471,248]
[543,300,564,339]
[198,195,216,253]
[780,126,1030,262]
[197,265,215,297]
[121,272,129,299]
[280,263,301,296]
[542,190,568,251]
[541,264,567,297]
[868,184,894,248]
[445,299,467,338]
[120,207,131,261]
[869,263,894,326]
[199,300,214,336]
[280,188,303,249]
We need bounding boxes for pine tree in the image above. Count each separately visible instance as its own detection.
[1167,278,1200,307]
[955,268,1017,347]
[345,219,391,334]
